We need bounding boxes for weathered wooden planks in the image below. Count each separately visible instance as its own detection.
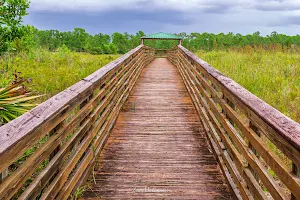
[1,44,299,199]
[81,58,233,199]
[174,45,300,200]
[179,45,300,163]
[0,45,155,199]
[0,45,144,173]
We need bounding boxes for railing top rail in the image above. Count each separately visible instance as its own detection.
[0,44,144,158]
[178,45,300,150]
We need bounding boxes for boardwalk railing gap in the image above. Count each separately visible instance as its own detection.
[0,43,299,200]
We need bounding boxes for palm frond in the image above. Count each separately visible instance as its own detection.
[0,73,43,124]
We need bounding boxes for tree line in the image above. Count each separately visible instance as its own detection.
[32,28,146,54]
[6,27,300,55]
[180,32,300,52]
[2,0,300,54]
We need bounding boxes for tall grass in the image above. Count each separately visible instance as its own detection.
[197,50,299,195]
[196,50,300,123]
[1,48,298,123]
[0,48,120,101]
[0,49,121,197]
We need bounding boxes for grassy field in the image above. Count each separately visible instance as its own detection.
[1,49,299,124]
[1,48,299,198]
[0,48,120,101]
[196,50,299,192]
[196,50,300,123]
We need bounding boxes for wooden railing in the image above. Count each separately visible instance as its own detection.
[0,45,155,199]
[1,44,300,200]
[168,46,300,200]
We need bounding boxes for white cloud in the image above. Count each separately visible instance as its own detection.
[29,0,300,12]
[26,0,300,35]
[28,0,250,12]
[254,0,300,11]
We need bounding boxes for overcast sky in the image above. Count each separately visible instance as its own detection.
[23,0,300,35]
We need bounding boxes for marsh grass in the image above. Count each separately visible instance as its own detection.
[1,49,299,198]
[196,50,299,197]
[197,50,300,123]
[0,49,120,199]
[0,49,120,101]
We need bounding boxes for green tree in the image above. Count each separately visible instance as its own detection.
[0,0,30,52]
[112,32,129,54]
[71,28,89,51]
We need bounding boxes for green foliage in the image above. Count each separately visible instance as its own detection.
[9,25,35,52]
[0,51,120,100]
[197,50,300,122]
[112,32,129,54]
[182,31,300,52]
[57,44,71,58]
[0,0,29,26]
[0,0,30,52]
[2,0,300,56]
[32,29,145,54]
[73,186,86,199]
[33,29,145,54]
[30,29,300,55]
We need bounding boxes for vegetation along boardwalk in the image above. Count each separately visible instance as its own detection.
[81,58,233,199]
[1,33,300,200]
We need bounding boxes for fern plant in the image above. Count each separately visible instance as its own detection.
[0,72,42,125]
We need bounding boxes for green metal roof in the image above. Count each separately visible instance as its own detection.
[141,32,182,40]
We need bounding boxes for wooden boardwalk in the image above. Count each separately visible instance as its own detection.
[82,58,233,199]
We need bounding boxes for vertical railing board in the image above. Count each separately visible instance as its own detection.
[63,49,154,199]
[36,49,150,200]
[178,48,281,199]
[1,59,130,199]
[175,45,300,200]
[175,51,254,200]
[0,45,144,175]
[0,45,156,199]
[178,45,300,165]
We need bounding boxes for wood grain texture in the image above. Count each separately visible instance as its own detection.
[3,45,298,199]
[81,58,233,199]
[178,45,300,162]
[0,45,144,174]
[176,50,288,200]
[176,45,300,200]
[0,46,154,199]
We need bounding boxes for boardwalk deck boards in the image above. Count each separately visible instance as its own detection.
[1,44,300,199]
[81,58,233,199]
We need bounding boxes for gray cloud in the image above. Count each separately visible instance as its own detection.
[23,0,300,35]
[252,0,300,11]
[288,16,300,25]
[267,16,300,26]
[28,0,300,13]
[24,9,191,34]
[254,4,300,11]
[201,3,233,14]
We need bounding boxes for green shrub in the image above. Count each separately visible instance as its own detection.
[57,44,71,58]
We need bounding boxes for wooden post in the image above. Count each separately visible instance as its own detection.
[141,39,144,45]
[179,39,182,46]
[249,122,260,183]
[49,123,64,160]
[291,163,300,199]
[0,169,8,183]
